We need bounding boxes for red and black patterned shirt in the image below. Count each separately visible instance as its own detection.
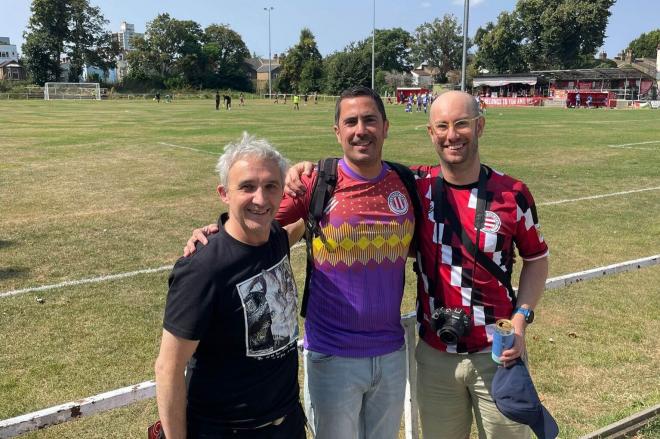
[412,164,548,354]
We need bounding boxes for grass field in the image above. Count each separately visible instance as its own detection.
[1,98,659,438]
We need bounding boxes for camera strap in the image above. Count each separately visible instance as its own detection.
[432,166,516,303]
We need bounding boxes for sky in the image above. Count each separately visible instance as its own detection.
[1,0,658,60]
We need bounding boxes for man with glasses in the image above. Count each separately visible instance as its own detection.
[287,90,549,437]
[412,90,549,438]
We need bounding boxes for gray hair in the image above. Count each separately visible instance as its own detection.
[215,132,290,187]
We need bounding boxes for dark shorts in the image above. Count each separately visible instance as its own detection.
[188,402,306,439]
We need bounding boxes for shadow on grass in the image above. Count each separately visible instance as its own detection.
[0,266,30,281]
[0,240,15,250]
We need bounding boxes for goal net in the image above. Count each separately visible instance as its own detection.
[44,82,101,100]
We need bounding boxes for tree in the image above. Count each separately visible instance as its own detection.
[125,14,205,87]
[66,0,118,81]
[519,0,615,69]
[144,14,202,80]
[127,16,252,90]
[474,0,616,73]
[323,45,371,95]
[22,0,117,85]
[473,13,525,74]
[277,28,322,93]
[626,29,660,58]
[355,28,413,73]
[202,24,251,90]
[22,28,61,85]
[412,14,465,82]
[23,0,71,84]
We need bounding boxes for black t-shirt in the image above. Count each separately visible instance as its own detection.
[163,221,299,428]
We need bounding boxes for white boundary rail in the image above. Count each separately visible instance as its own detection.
[1,254,658,438]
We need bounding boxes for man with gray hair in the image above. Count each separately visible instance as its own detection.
[155,132,305,438]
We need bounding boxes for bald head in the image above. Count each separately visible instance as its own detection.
[429,91,481,121]
[426,90,485,183]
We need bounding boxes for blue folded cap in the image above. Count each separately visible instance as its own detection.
[492,358,559,439]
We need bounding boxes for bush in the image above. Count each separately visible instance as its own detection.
[0,79,35,92]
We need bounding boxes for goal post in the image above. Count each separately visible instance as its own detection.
[44,82,101,100]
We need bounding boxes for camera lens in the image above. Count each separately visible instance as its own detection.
[439,328,459,345]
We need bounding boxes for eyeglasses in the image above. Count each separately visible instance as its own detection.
[431,115,482,134]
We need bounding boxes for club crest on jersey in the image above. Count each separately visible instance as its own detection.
[482,211,501,233]
[388,191,409,215]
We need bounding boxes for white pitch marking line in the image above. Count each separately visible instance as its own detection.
[0,242,306,298]
[539,186,660,206]
[607,145,655,150]
[157,142,218,155]
[2,185,658,298]
[0,266,173,298]
[606,140,660,148]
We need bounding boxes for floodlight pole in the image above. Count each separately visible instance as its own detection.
[372,0,375,90]
[461,0,470,91]
[264,6,274,99]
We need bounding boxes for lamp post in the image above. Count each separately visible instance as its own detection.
[460,0,470,91]
[264,6,274,99]
[371,0,376,90]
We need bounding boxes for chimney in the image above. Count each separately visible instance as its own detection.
[625,49,633,64]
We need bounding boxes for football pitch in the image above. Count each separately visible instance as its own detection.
[0,99,658,438]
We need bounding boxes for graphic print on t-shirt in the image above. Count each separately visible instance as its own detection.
[236,256,298,357]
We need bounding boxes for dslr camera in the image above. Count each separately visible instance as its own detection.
[431,307,471,345]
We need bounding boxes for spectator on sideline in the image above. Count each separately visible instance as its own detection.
[215,91,220,111]
[155,133,305,438]
[223,94,232,111]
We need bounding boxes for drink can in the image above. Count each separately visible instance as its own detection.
[492,319,515,364]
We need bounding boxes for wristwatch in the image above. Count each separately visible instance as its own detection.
[513,307,535,324]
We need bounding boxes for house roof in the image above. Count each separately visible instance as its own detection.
[531,67,655,81]
[0,59,21,68]
[411,69,431,76]
[473,75,538,87]
[245,57,280,73]
[473,67,656,86]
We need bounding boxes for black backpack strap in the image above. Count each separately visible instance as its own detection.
[384,161,423,243]
[300,158,338,317]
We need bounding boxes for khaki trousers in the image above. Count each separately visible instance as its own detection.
[415,339,531,439]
